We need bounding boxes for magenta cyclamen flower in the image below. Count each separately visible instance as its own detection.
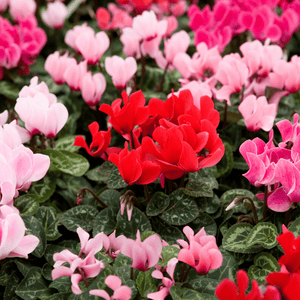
[120,230,163,271]
[89,275,132,300]
[177,226,223,275]
[105,56,137,90]
[52,227,108,294]
[0,205,39,260]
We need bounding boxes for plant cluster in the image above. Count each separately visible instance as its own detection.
[2,0,300,299]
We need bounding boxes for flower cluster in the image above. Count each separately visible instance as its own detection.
[0,15,46,79]
[240,113,300,212]
[76,89,224,184]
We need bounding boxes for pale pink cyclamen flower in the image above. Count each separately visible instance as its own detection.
[120,27,141,59]
[177,226,223,275]
[147,258,178,300]
[45,51,77,84]
[0,141,50,206]
[0,205,39,260]
[90,275,132,300]
[164,16,178,37]
[0,111,8,126]
[106,230,127,259]
[238,95,276,132]
[64,23,95,53]
[0,0,9,12]
[155,30,190,71]
[52,227,107,294]
[9,0,36,21]
[215,53,249,105]
[105,56,137,90]
[132,10,168,58]
[63,60,88,91]
[120,230,163,271]
[15,77,68,138]
[81,72,106,109]
[75,30,110,65]
[41,1,68,29]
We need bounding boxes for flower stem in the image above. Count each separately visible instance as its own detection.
[157,62,170,92]
[77,187,108,208]
[263,185,268,219]
[78,269,89,288]
[130,130,135,150]
[222,100,228,129]
[179,263,186,282]
[285,209,291,227]
[181,265,192,283]
[143,185,151,203]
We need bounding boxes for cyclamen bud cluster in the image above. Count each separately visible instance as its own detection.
[240,113,300,212]
[75,89,224,184]
[52,226,222,298]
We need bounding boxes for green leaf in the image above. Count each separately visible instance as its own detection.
[183,181,213,198]
[94,252,113,266]
[106,165,128,189]
[248,252,280,284]
[195,193,221,215]
[146,192,170,216]
[14,194,39,216]
[246,223,278,249]
[43,149,89,177]
[22,216,47,257]
[136,269,157,297]
[59,205,98,232]
[116,207,152,239]
[114,253,132,283]
[152,217,184,244]
[169,286,216,300]
[30,175,56,203]
[99,189,121,208]
[0,81,19,99]
[204,249,238,281]
[215,141,233,178]
[85,161,114,182]
[190,278,220,296]
[93,207,118,236]
[4,270,22,300]
[15,267,54,300]
[288,216,300,237]
[189,213,217,236]
[223,223,264,253]
[161,189,199,225]
[55,135,82,153]
[0,260,15,286]
[35,207,62,241]
[42,263,53,281]
[140,230,157,241]
[158,246,180,267]
[49,277,72,293]
[14,259,34,277]
[41,292,71,300]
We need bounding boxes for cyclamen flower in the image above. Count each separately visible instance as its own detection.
[120,230,162,271]
[238,95,276,132]
[90,275,131,300]
[0,205,39,260]
[9,0,36,21]
[216,270,281,300]
[52,227,107,294]
[41,1,68,29]
[63,60,88,91]
[15,77,68,138]
[105,56,137,90]
[147,258,178,300]
[177,226,222,275]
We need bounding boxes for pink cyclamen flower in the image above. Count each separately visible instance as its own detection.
[238,95,276,132]
[0,205,39,260]
[120,27,141,59]
[105,56,137,90]
[41,1,68,29]
[90,275,132,300]
[215,53,249,105]
[0,0,8,13]
[44,51,77,84]
[15,77,68,138]
[75,30,109,65]
[52,227,107,294]
[63,60,88,91]
[120,230,163,271]
[177,226,223,275]
[9,0,36,21]
[64,23,95,53]
[148,258,178,300]
[81,72,106,109]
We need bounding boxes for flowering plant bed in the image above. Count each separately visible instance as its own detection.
[1,0,300,299]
